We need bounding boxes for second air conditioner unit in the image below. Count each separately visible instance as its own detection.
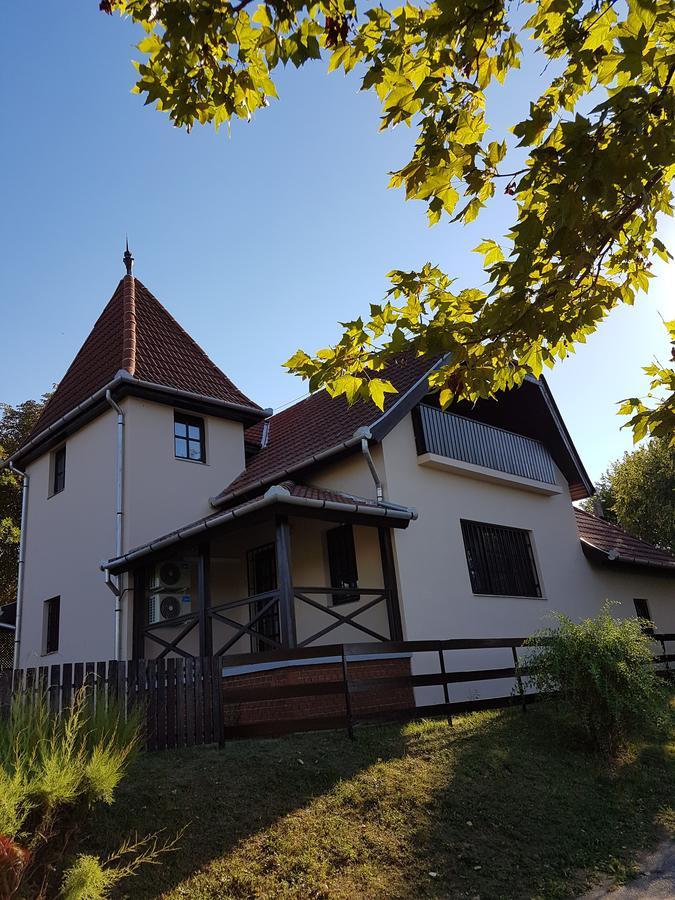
[147,592,191,626]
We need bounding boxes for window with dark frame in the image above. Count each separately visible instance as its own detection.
[247,544,280,652]
[43,596,60,654]
[52,446,66,495]
[174,413,205,463]
[461,520,542,598]
[633,598,654,633]
[326,525,359,605]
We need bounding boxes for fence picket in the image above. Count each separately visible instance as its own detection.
[166,658,177,750]
[176,657,186,748]
[156,657,166,751]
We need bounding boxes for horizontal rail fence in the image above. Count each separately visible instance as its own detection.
[419,404,557,485]
[1,634,672,749]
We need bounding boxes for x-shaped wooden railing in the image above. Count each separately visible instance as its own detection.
[293,587,391,646]
[143,612,200,659]
[209,591,282,656]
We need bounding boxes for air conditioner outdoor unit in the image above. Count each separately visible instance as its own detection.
[148,560,190,593]
[147,592,192,626]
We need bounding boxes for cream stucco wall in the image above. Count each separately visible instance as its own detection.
[19,411,118,667]
[380,412,674,701]
[19,398,248,665]
[122,397,245,549]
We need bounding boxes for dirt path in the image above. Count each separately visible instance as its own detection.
[580,841,675,899]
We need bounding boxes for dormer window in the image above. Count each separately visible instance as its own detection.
[174,413,205,463]
[51,445,66,495]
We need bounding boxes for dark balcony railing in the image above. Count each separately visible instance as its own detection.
[418,405,556,485]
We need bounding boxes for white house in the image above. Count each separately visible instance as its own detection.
[4,254,674,675]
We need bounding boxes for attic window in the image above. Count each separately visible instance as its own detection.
[174,413,205,463]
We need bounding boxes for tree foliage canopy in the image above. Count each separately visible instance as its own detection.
[105,0,674,440]
[582,437,675,551]
[0,396,49,606]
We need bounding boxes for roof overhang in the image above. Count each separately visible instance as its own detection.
[3,374,269,470]
[579,539,675,576]
[103,485,418,576]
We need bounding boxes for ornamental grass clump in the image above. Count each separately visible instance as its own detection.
[0,688,177,899]
[525,605,670,756]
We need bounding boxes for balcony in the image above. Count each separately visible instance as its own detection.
[416,405,561,494]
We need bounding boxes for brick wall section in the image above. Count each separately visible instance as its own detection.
[221,657,413,726]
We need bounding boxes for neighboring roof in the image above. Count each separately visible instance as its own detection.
[104,480,417,574]
[575,508,675,572]
[24,276,262,445]
[213,353,440,506]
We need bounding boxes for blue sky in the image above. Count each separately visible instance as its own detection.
[0,1,672,482]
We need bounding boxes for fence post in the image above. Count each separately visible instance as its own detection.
[438,645,452,726]
[512,646,527,713]
[340,645,354,740]
[211,656,225,749]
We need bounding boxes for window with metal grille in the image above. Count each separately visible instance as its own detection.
[461,520,541,598]
[174,413,205,463]
[326,525,359,605]
[43,596,60,654]
[52,446,66,495]
[634,598,654,633]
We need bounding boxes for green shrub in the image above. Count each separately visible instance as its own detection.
[524,605,669,755]
[0,688,175,898]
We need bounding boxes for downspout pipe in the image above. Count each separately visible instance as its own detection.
[354,427,384,504]
[105,390,125,660]
[9,462,29,669]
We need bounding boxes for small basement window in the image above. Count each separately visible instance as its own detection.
[461,519,542,598]
[43,596,60,655]
[174,413,205,463]
[51,445,66,495]
[326,525,359,605]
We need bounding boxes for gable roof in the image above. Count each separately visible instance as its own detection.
[18,275,263,454]
[212,353,439,507]
[212,355,594,508]
[575,507,675,571]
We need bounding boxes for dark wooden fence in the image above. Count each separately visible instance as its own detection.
[1,634,673,751]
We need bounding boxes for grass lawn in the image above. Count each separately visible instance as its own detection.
[85,704,675,899]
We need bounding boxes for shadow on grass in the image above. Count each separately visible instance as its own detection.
[84,724,408,899]
[406,706,675,899]
[84,705,675,899]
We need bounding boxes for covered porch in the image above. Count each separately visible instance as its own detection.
[106,483,415,661]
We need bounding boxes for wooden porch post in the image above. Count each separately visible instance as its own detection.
[197,543,213,657]
[275,516,297,648]
[378,528,404,641]
[132,568,145,660]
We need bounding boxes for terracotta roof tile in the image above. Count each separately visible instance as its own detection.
[26,277,260,443]
[216,353,436,503]
[575,507,675,570]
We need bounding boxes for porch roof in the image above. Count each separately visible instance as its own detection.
[103,481,417,575]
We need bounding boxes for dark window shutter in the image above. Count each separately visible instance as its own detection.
[327,525,359,605]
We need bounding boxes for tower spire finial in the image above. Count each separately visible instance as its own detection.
[123,236,134,276]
